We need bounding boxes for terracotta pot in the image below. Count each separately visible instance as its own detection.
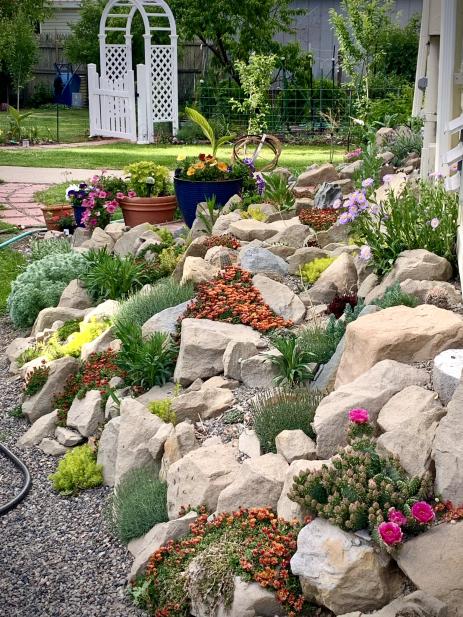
[117,195,177,226]
[41,204,75,231]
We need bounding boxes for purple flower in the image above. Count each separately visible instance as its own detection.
[388,508,408,527]
[362,178,374,188]
[255,173,265,196]
[378,521,403,546]
[382,174,394,184]
[243,157,256,173]
[338,212,351,225]
[359,245,372,261]
[430,218,440,229]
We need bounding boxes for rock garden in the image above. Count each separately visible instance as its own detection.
[2,124,463,617]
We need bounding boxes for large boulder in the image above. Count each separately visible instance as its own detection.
[58,279,93,310]
[239,246,288,277]
[18,410,58,447]
[216,453,287,513]
[174,319,264,385]
[160,421,199,480]
[129,511,198,580]
[181,256,219,285]
[287,247,328,275]
[266,223,312,248]
[335,305,463,387]
[252,274,306,323]
[67,390,104,437]
[97,416,121,486]
[396,521,463,617]
[314,253,358,295]
[141,301,189,338]
[314,360,429,458]
[84,299,120,323]
[340,591,447,617]
[229,220,278,242]
[171,386,235,421]
[114,397,164,485]
[22,357,80,423]
[32,307,87,336]
[296,163,339,187]
[113,223,160,256]
[365,250,453,303]
[223,341,259,381]
[239,354,280,388]
[290,519,403,614]
[377,385,442,432]
[167,443,240,519]
[433,349,463,405]
[400,279,461,306]
[432,378,463,504]
[275,430,316,464]
[277,459,330,522]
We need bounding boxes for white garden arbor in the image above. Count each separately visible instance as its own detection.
[88,0,179,143]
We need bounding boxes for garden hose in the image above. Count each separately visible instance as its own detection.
[0,443,32,515]
[0,228,47,250]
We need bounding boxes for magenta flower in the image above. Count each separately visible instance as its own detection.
[116,192,125,200]
[98,190,108,199]
[378,521,403,546]
[411,502,435,524]
[348,408,369,424]
[128,190,137,198]
[387,508,407,527]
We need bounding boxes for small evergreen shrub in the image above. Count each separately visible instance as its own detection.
[49,444,103,495]
[30,238,71,261]
[107,467,168,544]
[373,283,419,309]
[251,388,323,453]
[148,398,177,424]
[23,365,49,396]
[299,257,336,284]
[8,252,86,327]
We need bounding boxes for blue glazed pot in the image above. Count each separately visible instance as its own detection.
[72,204,86,228]
[174,177,243,228]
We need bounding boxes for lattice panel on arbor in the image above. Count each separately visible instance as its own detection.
[104,45,129,82]
[150,45,174,121]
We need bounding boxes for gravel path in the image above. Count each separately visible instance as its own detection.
[0,316,145,617]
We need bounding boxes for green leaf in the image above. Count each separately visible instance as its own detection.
[185,106,216,151]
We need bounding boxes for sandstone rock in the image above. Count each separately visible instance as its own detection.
[129,512,198,580]
[190,575,284,617]
[275,430,316,464]
[376,126,396,145]
[299,282,338,305]
[81,326,115,361]
[201,375,239,390]
[296,163,339,187]
[141,301,189,338]
[67,390,104,437]
[204,245,238,267]
[97,417,122,485]
[376,407,446,477]
[287,247,328,275]
[238,429,261,459]
[267,223,312,248]
[114,398,164,485]
[358,272,380,298]
[223,341,259,381]
[6,336,34,367]
[160,422,199,479]
[400,279,461,306]
[32,307,87,336]
[84,299,120,323]
[22,357,80,423]
[174,319,264,385]
[71,227,91,247]
[104,222,125,242]
[136,382,176,405]
[166,443,240,518]
[340,591,447,617]
[216,453,287,513]
[55,426,84,447]
[181,256,219,285]
[113,223,159,256]
[58,279,93,310]
[310,335,345,393]
[315,253,358,294]
[81,226,114,252]
[314,360,429,458]
[377,385,442,432]
[171,386,234,422]
[433,349,463,405]
[211,211,242,235]
[336,305,463,387]
[266,244,295,259]
[340,160,363,179]
[239,246,288,276]
[147,422,175,460]
[365,250,453,303]
[229,219,278,241]
[39,437,68,456]
[18,410,58,447]
[432,379,463,504]
[277,460,330,522]
[291,518,403,614]
[252,274,306,323]
[396,521,463,617]
[240,354,279,388]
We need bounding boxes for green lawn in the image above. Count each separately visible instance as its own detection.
[0,142,344,175]
[0,108,89,143]
[0,248,26,313]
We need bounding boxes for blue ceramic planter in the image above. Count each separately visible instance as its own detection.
[174,177,243,228]
[72,204,86,228]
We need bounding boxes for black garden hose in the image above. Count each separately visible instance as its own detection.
[0,443,32,515]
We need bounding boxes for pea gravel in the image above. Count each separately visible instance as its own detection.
[0,317,145,617]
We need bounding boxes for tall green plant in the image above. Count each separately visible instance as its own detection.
[184,107,233,156]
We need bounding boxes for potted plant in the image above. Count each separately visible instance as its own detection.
[174,108,248,228]
[42,205,75,232]
[116,162,177,227]
[66,175,124,229]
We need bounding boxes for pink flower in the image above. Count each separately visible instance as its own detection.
[116,192,125,199]
[91,175,100,184]
[388,508,407,527]
[348,408,369,424]
[128,190,137,198]
[105,200,117,214]
[411,502,435,524]
[98,190,107,199]
[378,521,403,546]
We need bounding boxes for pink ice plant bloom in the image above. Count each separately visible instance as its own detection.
[387,508,408,527]
[378,521,403,546]
[411,501,435,524]
[348,408,369,424]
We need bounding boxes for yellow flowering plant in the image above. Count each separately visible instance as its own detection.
[175,153,248,182]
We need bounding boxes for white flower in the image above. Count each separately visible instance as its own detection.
[65,184,80,201]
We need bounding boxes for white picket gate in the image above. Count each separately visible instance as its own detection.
[88,64,137,142]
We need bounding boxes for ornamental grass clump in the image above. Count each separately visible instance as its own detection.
[107,467,168,544]
[8,252,86,327]
[131,507,311,617]
[49,444,103,495]
[251,388,323,454]
[299,257,336,284]
[183,266,291,333]
[289,409,435,547]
